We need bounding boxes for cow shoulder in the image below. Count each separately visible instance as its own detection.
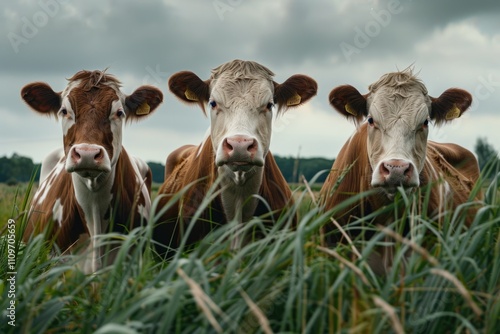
[426,142,479,197]
[39,148,64,183]
[423,142,480,225]
[26,169,87,250]
[159,138,216,212]
[164,144,197,180]
[321,123,371,212]
[428,141,480,182]
[155,138,219,256]
[130,155,152,194]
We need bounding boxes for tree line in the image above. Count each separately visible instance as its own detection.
[1,137,498,185]
[123,156,335,185]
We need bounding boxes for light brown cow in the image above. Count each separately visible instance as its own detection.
[22,70,163,273]
[154,60,317,256]
[320,68,480,274]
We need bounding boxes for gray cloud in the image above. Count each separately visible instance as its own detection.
[1,0,499,163]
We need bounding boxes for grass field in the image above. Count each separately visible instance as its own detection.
[0,167,499,333]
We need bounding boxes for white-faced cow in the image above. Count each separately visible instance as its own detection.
[320,68,480,273]
[155,60,317,255]
[22,70,163,274]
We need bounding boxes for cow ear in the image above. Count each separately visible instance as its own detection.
[125,85,163,121]
[430,88,472,125]
[168,71,210,113]
[21,82,61,116]
[328,85,367,123]
[274,75,317,113]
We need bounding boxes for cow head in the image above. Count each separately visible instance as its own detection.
[168,59,317,184]
[329,68,472,198]
[22,70,163,181]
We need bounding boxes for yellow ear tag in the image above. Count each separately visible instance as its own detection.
[287,92,302,106]
[184,88,199,101]
[136,102,150,116]
[445,106,461,120]
[345,103,357,116]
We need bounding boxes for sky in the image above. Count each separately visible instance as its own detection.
[1,0,499,164]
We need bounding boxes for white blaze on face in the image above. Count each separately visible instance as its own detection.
[366,84,432,192]
[109,98,126,167]
[59,80,79,136]
[210,78,274,170]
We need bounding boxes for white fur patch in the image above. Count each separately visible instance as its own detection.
[52,198,63,227]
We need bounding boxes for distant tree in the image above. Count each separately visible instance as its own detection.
[0,156,9,182]
[273,155,334,184]
[145,156,336,186]
[0,153,39,183]
[147,162,165,184]
[474,137,500,179]
[474,137,499,169]
[6,177,18,186]
[273,156,295,182]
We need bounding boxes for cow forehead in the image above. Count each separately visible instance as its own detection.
[61,79,125,149]
[211,79,274,108]
[368,86,431,127]
[209,60,275,106]
[66,84,122,113]
[366,69,432,123]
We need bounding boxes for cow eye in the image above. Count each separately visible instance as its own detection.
[367,117,374,125]
[116,109,125,118]
[266,102,274,110]
[209,100,217,109]
[423,119,429,127]
[60,108,68,116]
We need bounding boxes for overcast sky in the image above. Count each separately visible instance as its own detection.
[1,0,499,164]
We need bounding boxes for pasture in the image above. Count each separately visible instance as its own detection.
[0,166,499,333]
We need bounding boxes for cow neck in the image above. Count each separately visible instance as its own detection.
[71,154,116,274]
[216,159,264,225]
[219,166,263,218]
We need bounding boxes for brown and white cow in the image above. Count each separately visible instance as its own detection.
[22,70,163,273]
[320,68,480,273]
[154,60,317,255]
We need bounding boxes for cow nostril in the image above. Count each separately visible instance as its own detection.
[404,163,413,177]
[380,163,390,177]
[94,149,104,161]
[247,139,258,153]
[71,148,81,161]
[223,138,234,153]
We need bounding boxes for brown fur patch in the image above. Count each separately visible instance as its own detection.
[154,136,294,257]
[24,148,150,252]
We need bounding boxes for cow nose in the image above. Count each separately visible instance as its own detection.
[71,145,104,166]
[222,135,258,158]
[379,159,413,185]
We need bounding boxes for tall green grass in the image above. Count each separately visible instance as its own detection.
[0,164,498,333]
